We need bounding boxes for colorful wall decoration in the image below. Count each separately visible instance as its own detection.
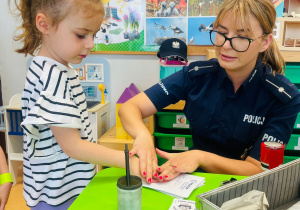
[92,0,225,52]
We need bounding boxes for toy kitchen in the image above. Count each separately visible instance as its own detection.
[73,56,111,141]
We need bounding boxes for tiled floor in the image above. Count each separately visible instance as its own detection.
[6,166,29,210]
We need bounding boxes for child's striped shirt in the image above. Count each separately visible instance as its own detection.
[21,56,95,207]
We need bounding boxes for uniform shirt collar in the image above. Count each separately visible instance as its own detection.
[218,59,264,95]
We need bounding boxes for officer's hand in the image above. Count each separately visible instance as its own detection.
[129,131,158,183]
[156,148,201,181]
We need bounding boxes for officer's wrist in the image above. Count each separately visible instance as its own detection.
[0,173,13,185]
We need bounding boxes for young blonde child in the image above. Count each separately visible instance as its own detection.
[10,0,142,209]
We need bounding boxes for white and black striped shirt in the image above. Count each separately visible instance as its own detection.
[21,56,95,207]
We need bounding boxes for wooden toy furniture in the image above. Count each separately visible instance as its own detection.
[115,83,153,139]
[5,94,23,185]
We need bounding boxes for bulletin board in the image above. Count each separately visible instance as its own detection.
[93,0,219,55]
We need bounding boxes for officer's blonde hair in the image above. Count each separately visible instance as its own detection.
[10,0,104,56]
[214,0,285,75]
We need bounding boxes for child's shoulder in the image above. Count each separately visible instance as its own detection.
[28,57,73,92]
[31,56,67,73]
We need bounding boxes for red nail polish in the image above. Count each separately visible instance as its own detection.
[158,168,161,171]
[154,173,158,177]
[129,152,132,155]
[173,166,177,168]
[164,175,168,178]
[148,178,152,183]
[159,176,162,179]
[143,171,146,176]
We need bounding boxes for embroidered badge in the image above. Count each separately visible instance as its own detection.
[172,41,180,49]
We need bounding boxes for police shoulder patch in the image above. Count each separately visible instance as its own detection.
[187,58,218,78]
[262,74,299,104]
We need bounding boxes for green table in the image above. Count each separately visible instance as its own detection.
[69,168,247,210]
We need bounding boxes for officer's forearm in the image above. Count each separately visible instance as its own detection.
[198,151,263,176]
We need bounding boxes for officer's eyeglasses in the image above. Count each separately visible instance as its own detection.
[209,30,267,52]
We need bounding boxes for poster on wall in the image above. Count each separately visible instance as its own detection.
[92,0,224,52]
[145,0,223,46]
[93,0,158,52]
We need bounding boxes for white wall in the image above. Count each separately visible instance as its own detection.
[0,2,205,126]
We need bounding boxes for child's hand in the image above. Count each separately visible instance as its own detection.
[0,182,12,210]
[129,132,158,183]
[129,155,158,183]
[129,155,141,178]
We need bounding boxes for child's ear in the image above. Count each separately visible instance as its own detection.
[36,13,51,34]
[259,34,273,52]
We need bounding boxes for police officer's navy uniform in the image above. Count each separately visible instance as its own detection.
[145,59,300,161]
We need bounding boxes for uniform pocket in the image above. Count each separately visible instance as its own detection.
[185,105,213,134]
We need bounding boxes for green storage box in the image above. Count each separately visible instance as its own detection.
[156,112,190,130]
[285,63,300,85]
[154,132,193,151]
[294,113,300,129]
[157,155,168,166]
[283,155,300,164]
[286,134,300,151]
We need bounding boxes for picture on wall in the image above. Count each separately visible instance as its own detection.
[144,0,224,46]
[188,16,216,45]
[146,0,187,17]
[85,64,104,82]
[93,0,146,52]
[188,0,224,17]
[145,17,187,45]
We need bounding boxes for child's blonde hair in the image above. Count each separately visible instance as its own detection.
[214,0,285,74]
[11,0,104,56]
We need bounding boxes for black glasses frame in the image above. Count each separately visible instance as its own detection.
[209,30,266,52]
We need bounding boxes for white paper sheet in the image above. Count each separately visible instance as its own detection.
[142,174,205,199]
[168,198,196,210]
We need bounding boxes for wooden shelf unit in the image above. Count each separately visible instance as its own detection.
[278,17,300,52]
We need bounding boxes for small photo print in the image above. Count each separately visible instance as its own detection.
[85,64,104,82]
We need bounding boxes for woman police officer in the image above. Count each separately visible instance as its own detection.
[119,0,300,182]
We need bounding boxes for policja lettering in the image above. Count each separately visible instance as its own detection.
[262,133,284,145]
[159,81,169,95]
[243,114,265,125]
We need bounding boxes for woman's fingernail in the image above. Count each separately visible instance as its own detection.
[154,173,158,177]
[164,175,168,178]
[158,168,161,171]
[148,178,152,183]
[159,176,162,179]
[129,152,132,155]
[173,166,177,168]
[143,171,146,176]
